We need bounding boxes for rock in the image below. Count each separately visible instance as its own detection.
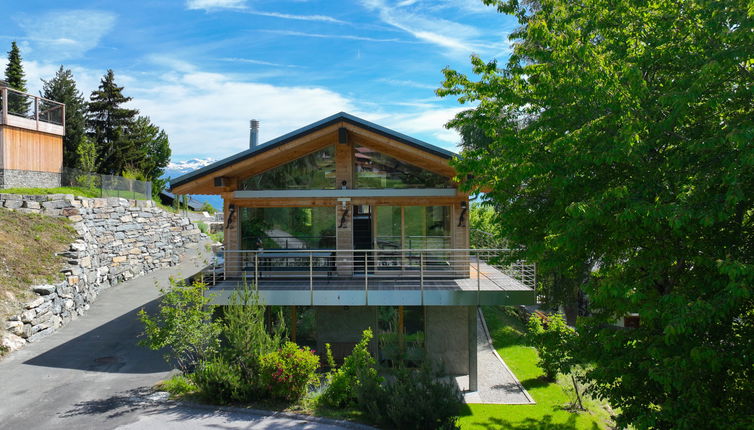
[5,320,24,336]
[32,284,56,295]
[1,332,26,352]
[20,309,36,323]
[25,297,45,309]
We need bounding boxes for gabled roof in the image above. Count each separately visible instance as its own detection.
[170,112,457,190]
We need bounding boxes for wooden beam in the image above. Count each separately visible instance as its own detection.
[290,305,297,343]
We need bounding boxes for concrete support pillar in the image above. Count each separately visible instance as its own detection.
[468,305,478,392]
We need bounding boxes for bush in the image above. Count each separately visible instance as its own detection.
[259,342,320,401]
[200,202,216,215]
[192,356,243,404]
[378,364,463,430]
[159,374,199,397]
[196,221,209,234]
[138,279,221,374]
[320,328,381,408]
[526,312,576,381]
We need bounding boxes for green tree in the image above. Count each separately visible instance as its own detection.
[128,115,171,196]
[87,69,139,174]
[4,41,31,115]
[439,1,754,429]
[41,66,87,168]
[138,279,221,374]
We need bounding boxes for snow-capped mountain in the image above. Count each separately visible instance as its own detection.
[163,158,222,211]
[166,158,216,174]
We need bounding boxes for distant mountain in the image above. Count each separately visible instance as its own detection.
[162,158,223,211]
[166,158,216,174]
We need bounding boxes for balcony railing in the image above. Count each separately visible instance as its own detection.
[204,248,536,293]
[0,87,65,135]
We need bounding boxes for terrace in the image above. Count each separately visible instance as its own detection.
[201,247,536,306]
[0,85,65,136]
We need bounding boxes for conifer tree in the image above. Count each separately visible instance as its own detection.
[87,69,138,174]
[41,66,87,168]
[4,41,31,115]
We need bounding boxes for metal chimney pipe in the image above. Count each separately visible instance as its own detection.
[250,119,260,148]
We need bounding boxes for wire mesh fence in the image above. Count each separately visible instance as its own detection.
[61,167,152,200]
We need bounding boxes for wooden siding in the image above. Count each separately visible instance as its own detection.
[0,126,63,173]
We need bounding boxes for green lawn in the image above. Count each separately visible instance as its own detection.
[2,186,150,200]
[459,306,613,430]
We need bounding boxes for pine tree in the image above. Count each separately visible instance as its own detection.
[128,115,171,196]
[87,69,138,174]
[4,41,31,116]
[41,66,87,168]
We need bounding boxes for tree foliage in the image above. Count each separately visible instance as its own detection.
[439,1,753,428]
[138,279,221,374]
[4,41,31,115]
[87,69,140,174]
[41,66,87,168]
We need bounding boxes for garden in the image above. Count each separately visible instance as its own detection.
[138,280,464,430]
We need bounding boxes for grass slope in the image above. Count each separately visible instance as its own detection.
[0,209,77,324]
[459,306,612,430]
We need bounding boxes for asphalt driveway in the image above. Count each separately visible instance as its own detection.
[0,243,355,429]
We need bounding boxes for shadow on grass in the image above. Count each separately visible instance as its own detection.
[466,414,601,430]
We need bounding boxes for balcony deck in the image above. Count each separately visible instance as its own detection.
[0,87,65,136]
[200,249,536,306]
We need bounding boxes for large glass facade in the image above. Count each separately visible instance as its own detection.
[240,207,336,250]
[354,145,452,189]
[375,206,451,249]
[240,146,336,190]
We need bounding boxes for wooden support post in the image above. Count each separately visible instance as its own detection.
[290,305,297,343]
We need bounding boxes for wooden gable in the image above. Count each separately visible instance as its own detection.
[171,114,457,195]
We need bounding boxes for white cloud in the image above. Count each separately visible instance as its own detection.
[16,10,116,60]
[13,54,461,160]
[246,11,346,24]
[360,0,507,57]
[185,0,246,11]
[262,30,411,43]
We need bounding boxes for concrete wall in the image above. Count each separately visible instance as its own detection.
[1,194,203,351]
[0,169,61,189]
[425,305,469,375]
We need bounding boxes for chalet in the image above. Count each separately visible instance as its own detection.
[0,81,65,189]
[170,112,535,390]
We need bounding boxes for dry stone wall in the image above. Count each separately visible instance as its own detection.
[1,194,203,351]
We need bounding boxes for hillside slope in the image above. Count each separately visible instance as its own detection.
[0,209,77,352]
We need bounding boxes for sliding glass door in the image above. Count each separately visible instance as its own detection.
[374,205,451,272]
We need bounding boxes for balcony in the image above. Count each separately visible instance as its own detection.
[200,248,536,306]
[0,87,65,136]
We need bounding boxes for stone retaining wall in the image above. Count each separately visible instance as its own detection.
[1,194,203,351]
[0,169,62,189]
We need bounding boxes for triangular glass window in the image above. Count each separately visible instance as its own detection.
[240,145,336,190]
[355,145,452,188]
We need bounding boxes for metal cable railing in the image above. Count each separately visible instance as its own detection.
[203,248,535,295]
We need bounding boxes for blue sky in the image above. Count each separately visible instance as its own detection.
[1,0,517,165]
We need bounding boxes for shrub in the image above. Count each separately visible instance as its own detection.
[196,221,209,234]
[259,342,320,401]
[200,202,216,215]
[526,312,576,381]
[379,364,462,430]
[159,374,199,397]
[192,356,243,404]
[320,328,381,408]
[219,281,285,401]
[138,279,221,374]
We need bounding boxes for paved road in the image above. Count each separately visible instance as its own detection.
[0,243,353,430]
